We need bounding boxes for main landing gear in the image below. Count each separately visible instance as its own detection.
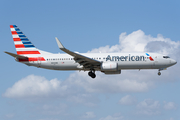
[88,69,96,78]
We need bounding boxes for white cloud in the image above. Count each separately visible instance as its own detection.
[99,115,123,120]
[136,99,161,115]
[39,103,67,115]
[163,101,177,110]
[118,30,151,53]
[89,30,180,55]
[81,112,96,119]
[99,113,124,120]
[37,118,60,120]
[67,93,98,107]
[88,30,150,53]
[3,72,153,99]
[2,74,99,106]
[118,95,137,105]
[67,71,152,93]
[169,118,174,120]
[164,118,175,120]
[3,75,67,98]
[5,113,15,119]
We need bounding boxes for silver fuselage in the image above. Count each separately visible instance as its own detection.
[22,52,177,71]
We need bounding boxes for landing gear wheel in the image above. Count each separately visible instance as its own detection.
[158,71,161,76]
[91,73,96,78]
[88,71,92,76]
[88,71,96,78]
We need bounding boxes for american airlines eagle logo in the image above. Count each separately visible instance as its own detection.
[146,53,154,61]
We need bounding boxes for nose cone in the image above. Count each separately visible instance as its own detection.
[171,59,177,65]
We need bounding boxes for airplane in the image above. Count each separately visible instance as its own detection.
[4,25,177,78]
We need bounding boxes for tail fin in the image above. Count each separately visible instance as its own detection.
[10,25,41,55]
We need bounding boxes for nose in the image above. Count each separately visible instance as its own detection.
[171,59,177,65]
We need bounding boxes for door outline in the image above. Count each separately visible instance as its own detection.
[37,57,41,67]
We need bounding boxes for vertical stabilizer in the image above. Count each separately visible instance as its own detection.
[9,25,46,62]
[10,25,41,55]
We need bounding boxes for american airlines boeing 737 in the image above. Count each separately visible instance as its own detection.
[5,25,177,78]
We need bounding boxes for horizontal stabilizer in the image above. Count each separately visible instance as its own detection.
[4,51,28,59]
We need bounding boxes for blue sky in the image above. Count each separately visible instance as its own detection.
[1,0,180,120]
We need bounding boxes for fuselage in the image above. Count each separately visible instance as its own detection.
[20,52,176,71]
[6,25,177,78]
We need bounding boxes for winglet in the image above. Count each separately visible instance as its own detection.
[55,37,65,49]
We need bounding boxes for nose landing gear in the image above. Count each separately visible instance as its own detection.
[158,68,163,76]
[158,68,167,76]
[158,71,161,76]
[88,69,96,78]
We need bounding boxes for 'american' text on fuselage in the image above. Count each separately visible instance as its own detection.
[106,54,145,62]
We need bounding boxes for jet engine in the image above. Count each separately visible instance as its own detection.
[101,62,121,74]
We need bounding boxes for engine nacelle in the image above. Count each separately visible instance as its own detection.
[101,62,118,71]
[103,70,121,74]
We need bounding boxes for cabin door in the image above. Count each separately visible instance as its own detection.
[37,57,41,67]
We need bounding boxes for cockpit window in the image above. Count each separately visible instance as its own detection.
[163,56,170,58]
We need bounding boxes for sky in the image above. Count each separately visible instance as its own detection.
[1,0,180,120]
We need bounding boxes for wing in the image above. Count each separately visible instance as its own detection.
[55,37,101,69]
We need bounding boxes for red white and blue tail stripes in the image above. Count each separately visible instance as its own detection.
[10,25,45,62]
[10,25,41,55]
